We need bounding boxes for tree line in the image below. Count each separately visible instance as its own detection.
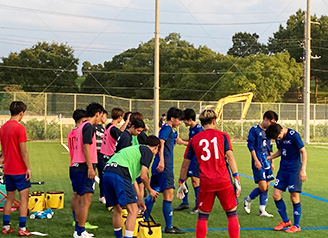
[1,10,327,102]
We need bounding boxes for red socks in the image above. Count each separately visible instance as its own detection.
[196,213,209,238]
[226,210,240,238]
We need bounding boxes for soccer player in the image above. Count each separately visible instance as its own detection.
[144,107,185,234]
[178,109,241,238]
[266,123,307,233]
[94,110,108,204]
[68,109,98,232]
[175,108,203,214]
[0,101,33,236]
[102,136,160,238]
[71,102,104,238]
[244,110,278,217]
[100,108,129,160]
[130,112,148,145]
[114,119,145,153]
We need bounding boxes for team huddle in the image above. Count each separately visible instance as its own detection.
[0,101,307,238]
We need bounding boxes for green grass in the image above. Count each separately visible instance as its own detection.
[3,142,328,237]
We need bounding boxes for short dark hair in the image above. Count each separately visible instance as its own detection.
[183,108,196,121]
[145,135,160,147]
[167,107,183,121]
[265,123,283,139]
[10,101,27,116]
[123,111,132,121]
[86,102,104,117]
[111,108,124,120]
[199,109,217,126]
[131,118,145,129]
[131,112,143,121]
[72,109,86,123]
[263,110,278,122]
[103,110,108,115]
[161,113,166,117]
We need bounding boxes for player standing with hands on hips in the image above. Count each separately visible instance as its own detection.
[266,123,307,233]
[178,109,241,238]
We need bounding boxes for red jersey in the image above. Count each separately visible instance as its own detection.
[67,127,78,167]
[0,120,28,175]
[185,129,233,191]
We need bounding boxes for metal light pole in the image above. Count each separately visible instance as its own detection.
[153,0,160,135]
[304,0,311,144]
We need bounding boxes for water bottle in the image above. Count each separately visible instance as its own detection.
[261,154,271,170]
[145,186,160,204]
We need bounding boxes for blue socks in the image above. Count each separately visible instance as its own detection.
[114,228,122,238]
[194,186,200,208]
[182,183,189,205]
[293,202,302,228]
[19,216,27,228]
[259,190,268,206]
[163,200,173,229]
[249,188,261,200]
[3,214,10,226]
[144,195,155,221]
[77,225,85,236]
[275,199,289,223]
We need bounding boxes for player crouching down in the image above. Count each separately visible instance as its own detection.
[102,136,160,238]
[178,109,241,238]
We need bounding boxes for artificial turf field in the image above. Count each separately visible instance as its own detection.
[3,141,328,237]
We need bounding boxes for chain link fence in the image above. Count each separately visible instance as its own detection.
[1,91,328,142]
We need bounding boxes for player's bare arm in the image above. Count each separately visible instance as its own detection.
[120,113,130,132]
[176,137,188,146]
[156,139,165,172]
[140,166,159,200]
[250,150,262,170]
[299,147,307,182]
[179,158,191,182]
[83,144,96,179]
[267,149,281,161]
[19,141,31,181]
[133,181,146,211]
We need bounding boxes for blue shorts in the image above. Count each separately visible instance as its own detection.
[274,170,302,193]
[4,174,31,192]
[252,167,274,184]
[69,167,77,192]
[136,176,142,184]
[150,172,175,192]
[102,171,136,207]
[187,158,200,178]
[72,165,95,196]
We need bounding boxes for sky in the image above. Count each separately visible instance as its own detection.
[1,0,328,73]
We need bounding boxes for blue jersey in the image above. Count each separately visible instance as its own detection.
[151,124,177,175]
[189,124,203,140]
[247,125,272,168]
[276,129,304,173]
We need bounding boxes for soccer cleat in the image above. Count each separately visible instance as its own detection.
[189,207,198,214]
[285,225,301,233]
[2,226,15,234]
[274,220,291,231]
[174,203,189,211]
[164,226,185,234]
[99,197,106,204]
[258,210,274,217]
[243,197,251,214]
[85,222,98,230]
[72,222,98,230]
[73,231,94,238]
[18,228,33,236]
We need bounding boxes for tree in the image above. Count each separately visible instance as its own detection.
[268,10,328,89]
[227,32,267,57]
[0,42,79,92]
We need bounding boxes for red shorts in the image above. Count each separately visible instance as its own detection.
[198,184,237,212]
